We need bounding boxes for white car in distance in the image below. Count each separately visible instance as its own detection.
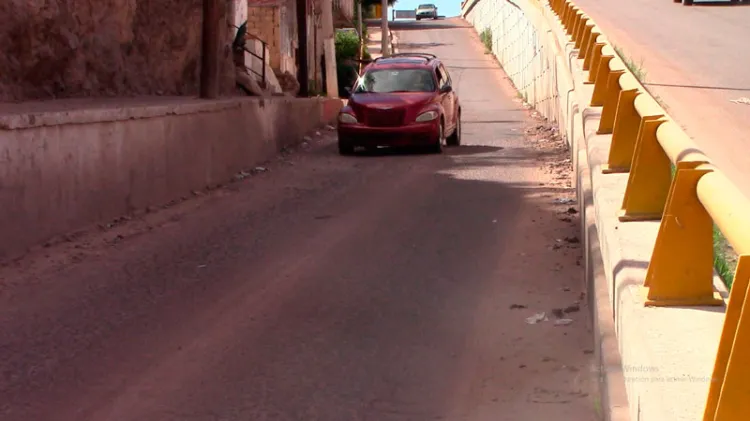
[415,4,438,20]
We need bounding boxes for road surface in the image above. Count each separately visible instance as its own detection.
[567,0,750,197]
[0,19,595,421]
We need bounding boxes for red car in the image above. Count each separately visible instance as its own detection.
[337,53,462,155]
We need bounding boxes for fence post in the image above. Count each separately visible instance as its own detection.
[596,67,625,133]
[642,166,724,306]
[704,255,750,421]
[618,118,670,221]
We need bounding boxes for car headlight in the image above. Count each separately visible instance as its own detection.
[338,113,358,124]
[415,111,439,122]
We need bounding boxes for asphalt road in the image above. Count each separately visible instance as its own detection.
[0,19,595,421]
[567,0,750,197]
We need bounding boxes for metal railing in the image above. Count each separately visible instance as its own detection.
[548,0,750,419]
[232,23,268,88]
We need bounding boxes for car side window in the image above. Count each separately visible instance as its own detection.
[435,67,445,89]
[439,64,451,88]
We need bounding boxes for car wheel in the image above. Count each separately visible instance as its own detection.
[682,0,693,5]
[430,122,444,154]
[338,142,354,155]
[447,112,461,146]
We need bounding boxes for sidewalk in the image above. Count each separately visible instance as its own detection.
[365,23,397,59]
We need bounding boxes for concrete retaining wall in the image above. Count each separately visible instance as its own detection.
[0,97,342,261]
[463,1,726,420]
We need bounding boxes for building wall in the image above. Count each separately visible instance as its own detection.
[246,5,282,70]
[0,0,236,102]
[0,97,343,260]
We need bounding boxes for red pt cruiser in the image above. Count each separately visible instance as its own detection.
[337,53,462,155]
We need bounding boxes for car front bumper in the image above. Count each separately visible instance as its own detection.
[338,122,440,148]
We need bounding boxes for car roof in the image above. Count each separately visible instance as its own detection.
[366,53,439,70]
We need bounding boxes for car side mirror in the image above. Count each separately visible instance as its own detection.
[440,85,452,94]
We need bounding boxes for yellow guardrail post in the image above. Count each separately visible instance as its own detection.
[578,24,596,60]
[697,168,750,421]
[620,105,710,223]
[619,118,669,221]
[585,39,605,82]
[642,163,724,307]
[708,258,750,421]
[557,0,564,14]
[567,9,581,36]
[596,57,626,133]
[573,15,588,46]
[618,95,668,221]
[568,6,579,32]
[561,4,571,27]
[602,73,642,173]
[590,46,615,105]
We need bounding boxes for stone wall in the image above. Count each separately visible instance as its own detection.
[0,96,343,261]
[0,0,236,102]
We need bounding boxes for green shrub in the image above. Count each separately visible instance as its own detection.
[480,27,493,53]
[336,31,361,61]
[335,31,365,96]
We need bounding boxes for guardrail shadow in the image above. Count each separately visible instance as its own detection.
[692,0,750,5]
[645,82,750,92]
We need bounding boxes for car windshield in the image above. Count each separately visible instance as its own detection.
[354,68,436,93]
[418,4,435,8]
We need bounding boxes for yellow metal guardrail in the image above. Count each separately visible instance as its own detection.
[547,0,750,419]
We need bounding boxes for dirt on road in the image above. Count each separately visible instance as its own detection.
[0,19,596,421]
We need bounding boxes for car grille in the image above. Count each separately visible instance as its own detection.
[365,109,406,127]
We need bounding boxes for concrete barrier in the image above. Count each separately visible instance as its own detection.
[463,0,749,419]
[0,96,342,261]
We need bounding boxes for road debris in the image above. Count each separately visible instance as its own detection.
[564,303,581,313]
[554,318,574,326]
[730,97,750,105]
[510,304,528,310]
[525,312,548,324]
[234,170,251,180]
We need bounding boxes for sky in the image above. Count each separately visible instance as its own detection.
[389,0,462,18]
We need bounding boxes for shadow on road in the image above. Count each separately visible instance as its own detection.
[645,82,750,92]
[397,42,452,49]
[689,0,750,5]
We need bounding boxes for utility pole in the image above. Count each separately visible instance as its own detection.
[380,0,389,57]
[296,0,309,96]
[200,0,220,98]
[357,0,363,41]
[357,0,364,73]
[321,0,338,97]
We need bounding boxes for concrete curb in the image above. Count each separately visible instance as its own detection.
[576,85,631,421]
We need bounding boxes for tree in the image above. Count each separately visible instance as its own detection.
[359,0,397,9]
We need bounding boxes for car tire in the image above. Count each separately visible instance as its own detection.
[430,122,444,154]
[338,142,354,155]
[682,0,693,5]
[447,112,461,146]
